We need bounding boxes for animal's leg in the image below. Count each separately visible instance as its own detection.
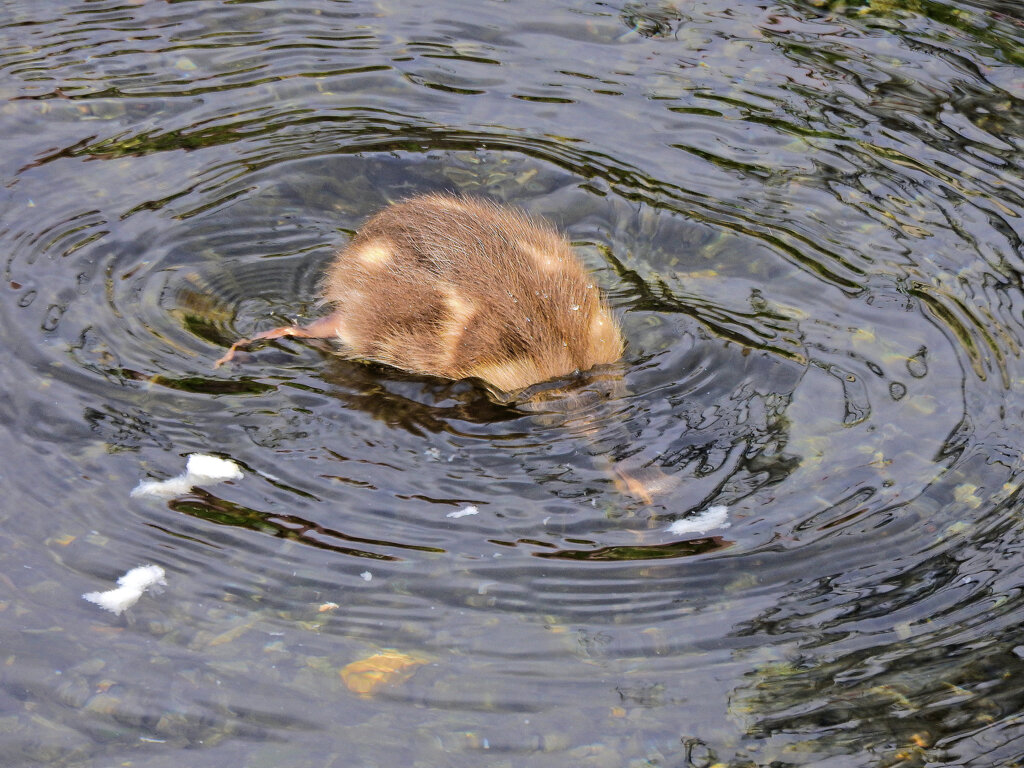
[214,313,343,367]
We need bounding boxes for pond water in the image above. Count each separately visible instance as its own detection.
[3,0,1024,765]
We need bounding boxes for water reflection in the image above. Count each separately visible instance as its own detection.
[2,0,1024,765]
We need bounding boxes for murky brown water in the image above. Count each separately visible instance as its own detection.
[3,0,1024,765]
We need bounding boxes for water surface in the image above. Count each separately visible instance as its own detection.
[3,0,1024,765]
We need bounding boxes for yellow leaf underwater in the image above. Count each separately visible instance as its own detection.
[340,650,425,696]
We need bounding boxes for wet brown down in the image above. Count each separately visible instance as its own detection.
[318,193,624,393]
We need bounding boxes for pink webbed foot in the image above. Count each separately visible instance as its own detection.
[612,464,681,505]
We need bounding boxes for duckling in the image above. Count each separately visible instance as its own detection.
[215,194,669,503]
[216,193,624,390]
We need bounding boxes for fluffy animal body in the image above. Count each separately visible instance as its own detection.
[217,194,624,393]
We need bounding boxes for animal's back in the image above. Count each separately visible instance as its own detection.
[321,194,623,392]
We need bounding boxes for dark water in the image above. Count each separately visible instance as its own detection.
[3,0,1024,765]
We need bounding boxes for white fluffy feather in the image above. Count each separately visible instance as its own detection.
[131,454,243,498]
[183,454,244,481]
[665,505,730,536]
[83,564,166,615]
